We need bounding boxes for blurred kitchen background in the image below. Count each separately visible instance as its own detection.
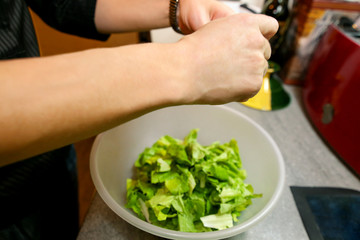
[29,0,360,227]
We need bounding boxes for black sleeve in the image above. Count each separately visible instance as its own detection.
[25,0,109,41]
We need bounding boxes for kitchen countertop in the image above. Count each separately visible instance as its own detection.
[77,85,360,240]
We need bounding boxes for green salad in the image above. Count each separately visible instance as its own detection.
[126,129,261,232]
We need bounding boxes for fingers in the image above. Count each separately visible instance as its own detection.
[263,37,272,60]
[255,14,279,40]
[179,13,278,104]
[263,60,269,77]
[179,0,235,34]
[238,14,275,61]
[178,2,209,34]
[210,1,236,20]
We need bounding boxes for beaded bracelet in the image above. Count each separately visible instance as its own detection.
[169,0,183,34]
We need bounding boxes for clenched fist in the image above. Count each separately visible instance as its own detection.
[175,13,278,104]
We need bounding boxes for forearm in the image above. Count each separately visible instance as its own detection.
[94,0,170,33]
[0,13,278,166]
[0,43,184,165]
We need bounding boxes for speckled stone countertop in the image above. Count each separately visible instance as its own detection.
[77,86,360,240]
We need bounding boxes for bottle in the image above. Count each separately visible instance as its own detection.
[262,0,290,62]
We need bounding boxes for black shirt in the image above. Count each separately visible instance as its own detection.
[0,0,108,232]
[0,0,108,59]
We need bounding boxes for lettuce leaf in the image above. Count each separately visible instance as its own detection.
[126,129,262,232]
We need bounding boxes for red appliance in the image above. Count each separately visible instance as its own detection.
[303,24,360,176]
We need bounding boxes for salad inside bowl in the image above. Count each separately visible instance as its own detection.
[90,105,285,240]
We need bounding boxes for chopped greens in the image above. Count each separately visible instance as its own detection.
[126,129,261,232]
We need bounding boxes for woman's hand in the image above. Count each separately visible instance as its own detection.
[178,0,235,34]
[176,13,278,104]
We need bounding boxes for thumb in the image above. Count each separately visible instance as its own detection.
[179,9,211,34]
[256,14,279,40]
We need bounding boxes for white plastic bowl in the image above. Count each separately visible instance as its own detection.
[90,105,285,240]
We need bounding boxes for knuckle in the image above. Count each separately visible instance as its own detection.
[249,34,266,49]
[248,52,266,67]
[235,12,252,23]
[251,76,264,93]
[238,13,258,25]
[243,74,263,100]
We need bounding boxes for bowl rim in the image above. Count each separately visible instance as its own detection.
[90,105,286,240]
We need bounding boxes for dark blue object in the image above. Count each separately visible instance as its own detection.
[291,186,360,240]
